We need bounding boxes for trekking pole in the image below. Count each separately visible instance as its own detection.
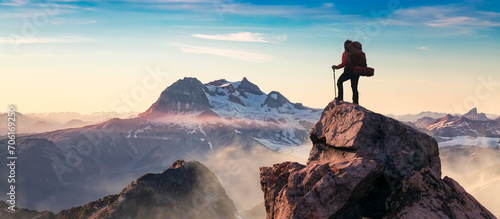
[332,68,337,98]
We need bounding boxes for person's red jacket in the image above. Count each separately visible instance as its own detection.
[336,51,348,69]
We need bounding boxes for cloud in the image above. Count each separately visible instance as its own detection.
[192,32,286,43]
[393,6,500,29]
[113,1,340,20]
[49,18,97,25]
[192,32,268,42]
[416,46,431,51]
[0,0,28,6]
[425,16,500,27]
[322,3,334,8]
[0,36,93,44]
[176,44,274,62]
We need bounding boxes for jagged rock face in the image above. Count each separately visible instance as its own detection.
[57,160,237,219]
[414,116,436,129]
[0,201,55,219]
[260,100,495,219]
[228,94,246,106]
[263,91,290,108]
[463,107,490,121]
[309,100,441,179]
[427,114,500,137]
[385,168,495,219]
[237,77,264,95]
[139,77,210,117]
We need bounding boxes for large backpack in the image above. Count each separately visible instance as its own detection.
[348,41,374,77]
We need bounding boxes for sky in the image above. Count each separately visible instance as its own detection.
[1,0,499,115]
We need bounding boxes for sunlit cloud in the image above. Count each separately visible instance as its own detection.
[176,44,274,62]
[192,32,286,43]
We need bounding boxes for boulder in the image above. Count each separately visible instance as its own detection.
[260,100,495,219]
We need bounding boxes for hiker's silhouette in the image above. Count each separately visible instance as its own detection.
[332,40,367,105]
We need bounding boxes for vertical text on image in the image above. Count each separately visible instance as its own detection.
[6,105,17,212]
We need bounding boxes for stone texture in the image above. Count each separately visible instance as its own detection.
[57,160,237,219]
[139,77,210,117]
[260,100,495,219]
[237,77,264,95]
[309,100,441,179]
[386,168,495,219]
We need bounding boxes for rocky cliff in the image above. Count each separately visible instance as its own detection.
[2,160,237,219]
[260,100,496,219]
[56,160,236,219]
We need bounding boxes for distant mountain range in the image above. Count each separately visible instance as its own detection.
[0,77,320,212]
[0,111,137,135]
[412,108,500,138]
[1,76,497,214]
[387,109,498,123]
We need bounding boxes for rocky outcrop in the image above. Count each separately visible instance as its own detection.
[263,91,291,108]
[414,116,436,129]
[260,100,495,219]
[1,160,237,219]
[385,168,495,219]
[237,77,264,95]
[139,77,210,117]
[228,94,246,106]
[0,201,55,219]
[57,160,237,219]
[463,108,490,121]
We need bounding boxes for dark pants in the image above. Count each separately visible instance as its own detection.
[337,71,360,104]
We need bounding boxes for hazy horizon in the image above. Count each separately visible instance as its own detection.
[1,0,500,115]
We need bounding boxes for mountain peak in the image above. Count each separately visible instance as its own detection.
[56,160,238,219]
[263,91,291,108]
[205,79,230,86]
[463,107,490,121]
[238,77,264,95]
[139,77,210,117]
[465,107,478,116]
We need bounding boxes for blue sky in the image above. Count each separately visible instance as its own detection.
[1,0,500,115]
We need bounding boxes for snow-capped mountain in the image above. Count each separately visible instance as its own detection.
[426,110,500,138]
[138,77,320,147]
[0,77,320,212]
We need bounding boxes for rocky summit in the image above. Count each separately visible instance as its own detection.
[55,160,237,219]
[260,100,496,219]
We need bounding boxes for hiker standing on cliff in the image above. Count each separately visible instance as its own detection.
[332,40,366,104]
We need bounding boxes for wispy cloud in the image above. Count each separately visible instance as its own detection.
[175,44,274,62]
[416,46,431,51]
[0,36,93,44]
[0,53,79,58]
[192,32,268,42]
[114,1,340,20]
[192,32,286,43]
[393,5,500,29]
[49,18,97,25]
[425,16,500,27]
[0,0,28,6]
